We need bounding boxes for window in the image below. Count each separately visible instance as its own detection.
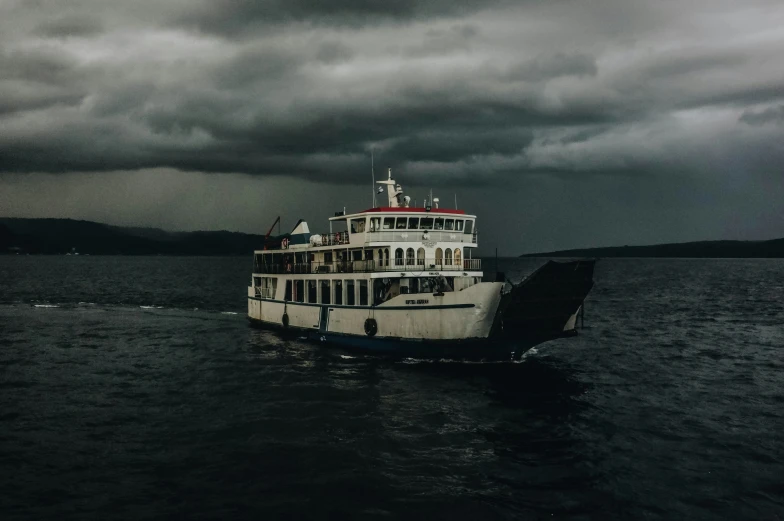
[253,276,261,287]
[370,217,381,232]
[434,218,444,230]
[359,280,368,305]
[377,249,384,267]
[417,248,425,265]
[395,217,407,229]
[383,217,394,230]
[435,248,443,266]
[365,249,374,260]
[455,220,464,232]
[445,219,454,230]
[373,279,388,305]
[394,248,404,266]
[308,280,317,303]
[445,248,452,265]
[334,280,343,305]
[295,280,305,302]
[385,248,390,267]
[464,220,473,234]
[320,280,330,304]
[410,278,419,293]
[324,251,333,264]
[408,217,419,229]
[420,217,433,229]
[285,280,292,301]
[406,248,415,265]
[346,280,355,306]
[350,218,365,233]
[454,248,461,267]
[261,277,278,299]
[352,250,363,261]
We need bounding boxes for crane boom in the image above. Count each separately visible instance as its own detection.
[263,216,280,250]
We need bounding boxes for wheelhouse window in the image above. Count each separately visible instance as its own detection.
[420,217,433,229]
[370,217,381,232]
[464,220,474,234]
[455,220,464,232]
[395,217,407,229]
[350,218,366,233]
[444,219,454,230]
[383,217,394,230]
[408,217,419,229]
[434,218,444,230]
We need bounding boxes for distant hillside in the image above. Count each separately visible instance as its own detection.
[0,218,266,255]
[521,238,784,258]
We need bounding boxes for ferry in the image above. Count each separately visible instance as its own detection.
[248,170,595,360]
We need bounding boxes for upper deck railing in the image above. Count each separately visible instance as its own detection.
[364,230,478,244]
[253,258,482,274]
[308,230,478,247]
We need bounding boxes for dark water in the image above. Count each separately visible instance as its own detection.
[1,256,782,520]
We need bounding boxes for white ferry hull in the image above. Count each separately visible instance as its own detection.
[247,282,510,357]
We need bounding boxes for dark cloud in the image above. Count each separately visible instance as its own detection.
[315,41,354,64]
[506,53,598,82]
[175,0,507,34]
[740,105,784,126]
[35,15,103,38]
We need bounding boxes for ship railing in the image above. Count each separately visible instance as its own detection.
[314,231,350,247]
[365,230,478,244]
[253,258,481,274]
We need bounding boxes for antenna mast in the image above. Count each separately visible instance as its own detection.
[371,148,376,208]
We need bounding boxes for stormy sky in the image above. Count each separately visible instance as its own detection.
[1,0,783,254]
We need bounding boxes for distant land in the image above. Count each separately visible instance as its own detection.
[2,218,784,258]
[0,218,265,255]
[521,238,784,258]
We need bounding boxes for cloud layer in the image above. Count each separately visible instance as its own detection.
[1,0,783,250]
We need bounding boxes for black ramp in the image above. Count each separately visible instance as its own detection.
[496,259,596,343]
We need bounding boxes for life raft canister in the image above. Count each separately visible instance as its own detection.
[364,318,378,337]
[281,237,289,249]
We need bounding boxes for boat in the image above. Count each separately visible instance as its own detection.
[247,169,595,360]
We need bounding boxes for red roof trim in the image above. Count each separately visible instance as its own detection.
[359,207,466,215]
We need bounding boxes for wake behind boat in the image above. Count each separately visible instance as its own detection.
[247,170,595,360]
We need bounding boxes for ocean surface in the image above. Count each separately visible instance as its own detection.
[0,256,782,520]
